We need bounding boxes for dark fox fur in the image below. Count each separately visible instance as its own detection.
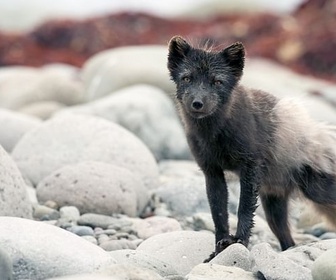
[167,36,336,261]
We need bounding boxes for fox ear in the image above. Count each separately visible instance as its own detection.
[168,36,191,74]
[220,42,245,79]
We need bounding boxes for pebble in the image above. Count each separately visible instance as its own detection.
[67,226,94,236]
[78,213,120,229]
[99,239,137,251]
[62,84,191,161]
[33,204,60,221]
[131,216,182,239]
[319,232,336,240]
[59,206,81,223]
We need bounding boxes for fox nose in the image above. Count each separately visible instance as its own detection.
[192,100,204,110]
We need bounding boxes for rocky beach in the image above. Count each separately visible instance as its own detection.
[0,0,336,279]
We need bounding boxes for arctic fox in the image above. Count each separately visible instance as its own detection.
[167,36,336,261]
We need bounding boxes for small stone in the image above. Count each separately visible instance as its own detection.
[67,226,94,237]
[132,239,144,247]
[94,227,104,235]
[78,213,118,229]
[131,216,182,239]
[304,224,328,237]
[319,232,336,240]
[59,206,80,223]
[100,239,137,251]
[115,232,130,239]
[33,205,60,221]
[107,219,133,231]
[98,234,110,245]
[44,200,59,209]
[127,234,138,241]
[102,229,117,235]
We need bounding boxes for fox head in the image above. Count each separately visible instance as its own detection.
[167,36,245,119]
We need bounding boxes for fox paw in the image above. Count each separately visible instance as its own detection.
[216,235,244,252]
[204,235,245,262]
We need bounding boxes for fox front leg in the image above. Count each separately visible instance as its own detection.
[234,162,261,246]
[203,168,231,262]
[204,163,260,262]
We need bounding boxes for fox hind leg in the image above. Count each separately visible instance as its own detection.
[260,192,295,250]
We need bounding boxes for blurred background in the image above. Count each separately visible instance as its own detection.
[0,0,335,83]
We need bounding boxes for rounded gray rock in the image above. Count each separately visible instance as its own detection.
[0,217,116,279]
[100,264,164,280]
[49,274,119,280]
[251,242,312,280]
[210,243,252,271]
[19,101,66,120]
[137,230,215,275]
[81,45,174,100]
[154,177,210,217]
[36,161,149,216]
[0,145,32,218]
[61,84,191,160]
[312,248,336,280]
[109,249,179,277]
[100,239,137,251]
[0,66,84,110]
[186,263,256,280]
[282,239,336,269]
[59,206,81,223]
[12,114,159,189]
[0,108,42,152]
[0,247,13,280]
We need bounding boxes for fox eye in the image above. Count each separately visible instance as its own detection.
[214,80,223,86]
[182,76,191,83]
